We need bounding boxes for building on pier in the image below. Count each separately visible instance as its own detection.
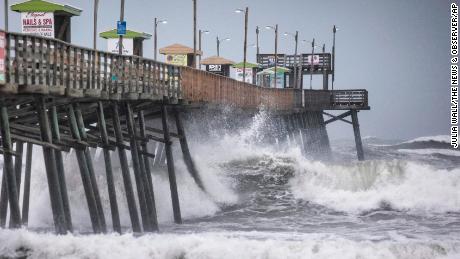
[160,43,203,67]
[11,0,82,42]
[232,62,259,84]
[200,56,234,77]
[99,29,152,57]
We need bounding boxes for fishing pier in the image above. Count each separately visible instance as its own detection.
[0,1,369,235]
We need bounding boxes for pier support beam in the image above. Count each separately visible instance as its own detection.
[138,110,159,231]
[0,103,21,228]
[68,104,102,233]
[161,104,182,224]
[74,103,107,233]
[112,103,142,233]
[97,102,121,233]
[350,110,364,161]
[51,105,73,232]
[21,143,33,226]
[125,102,154,232]
[36,97,66,234]
[173,108,205,191]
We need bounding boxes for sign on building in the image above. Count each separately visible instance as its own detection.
[166,54,188,66]
[21,12,54,38]
[107,38,133,55]
[0,32,5,84]
[117,21,127,35]
[235,68,253,84]
[307,55,320,65]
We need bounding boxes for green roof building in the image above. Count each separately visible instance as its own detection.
[99,29,152,57]
[11,0,82,42]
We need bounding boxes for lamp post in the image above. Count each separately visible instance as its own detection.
[266,25,278,88]
[4,0,8,31]
[192,0,197,68]
[235,7,249,82]
[332,25,337,90]
[216,36,230,56]
[118,0,125,56]
[284,31,298,89]
[198,29,209,69]
[256,26,260,57]
[154,18,167,61]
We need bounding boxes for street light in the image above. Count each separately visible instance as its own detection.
[255,26,260,57]
[118,0,125,56]
[199,29,210,69]
[332,25,338,90]
[303,38,321,90]
[266,25,278,88]
[284,31,299,89]
[4,0,8,31]
[192,0,197,68]
[235,7,249,82]
[216,36,230,56]
[154,18,167,61]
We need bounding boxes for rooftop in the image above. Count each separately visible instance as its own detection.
[11,0,82,16]
[99,29,152,39]
[159,43,203,55]
[201,56,235,65]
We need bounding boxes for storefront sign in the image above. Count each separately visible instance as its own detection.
[208,64,222,72]
[166,54,188,66]
[107,38,133,55]
[235,68,253,84]
[0,32,5,84]
[307,55,320,65]
[21,12,54,38]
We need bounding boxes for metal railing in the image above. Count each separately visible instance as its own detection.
[303,89,369,110]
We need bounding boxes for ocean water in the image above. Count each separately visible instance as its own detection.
[0,111,459,259]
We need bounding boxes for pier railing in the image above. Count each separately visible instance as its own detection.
[0,30,367,111]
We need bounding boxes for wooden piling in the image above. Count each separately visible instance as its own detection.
[50,105,73,232]
[8,140,23,228]
[138,110,159,231]
[125,102,153,232]
[173,108,205,191]
[21,143,33,226]
[161,104,182,224]
[36,97,66,234]
[68,104,102,233]
[0,104,21,228]
[97,102,121,233]
[0,173,7,227]
[74,103,107,233]
[111,103,142,233]
[350,110,364,161]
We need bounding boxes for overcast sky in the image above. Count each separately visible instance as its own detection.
[1,0,452,140]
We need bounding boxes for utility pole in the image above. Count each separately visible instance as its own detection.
[192,0,197,68]
[154,18,158,61]
[198,29,209,69]
[256,26,260,57]
[274,24,278,88]
[118,0,125,56]
[216,36,219,56]
[310,38,315,90]
[243,7,248,83]
[93,0,98,50]
[332,25,337,90]
[293,31,298,89]
[4,0,8,31]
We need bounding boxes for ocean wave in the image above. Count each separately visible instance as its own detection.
[398,149,460,157]
[403,135,451,144]
[0,229,458,259]
[289,159,460,214]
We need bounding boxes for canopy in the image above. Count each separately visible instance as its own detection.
[11,0,82,16]
[99,29,151,39]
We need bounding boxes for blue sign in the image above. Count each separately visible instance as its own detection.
[117,21,126,35]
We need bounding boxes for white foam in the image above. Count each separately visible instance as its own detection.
[403,135,450,144]
[398,149,460,157]
[290,159,460,213]
[0,229,458,259]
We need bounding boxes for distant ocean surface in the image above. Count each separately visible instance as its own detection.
[0,112,459,259]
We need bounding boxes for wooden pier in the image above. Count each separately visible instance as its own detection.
[0,30,369,234]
